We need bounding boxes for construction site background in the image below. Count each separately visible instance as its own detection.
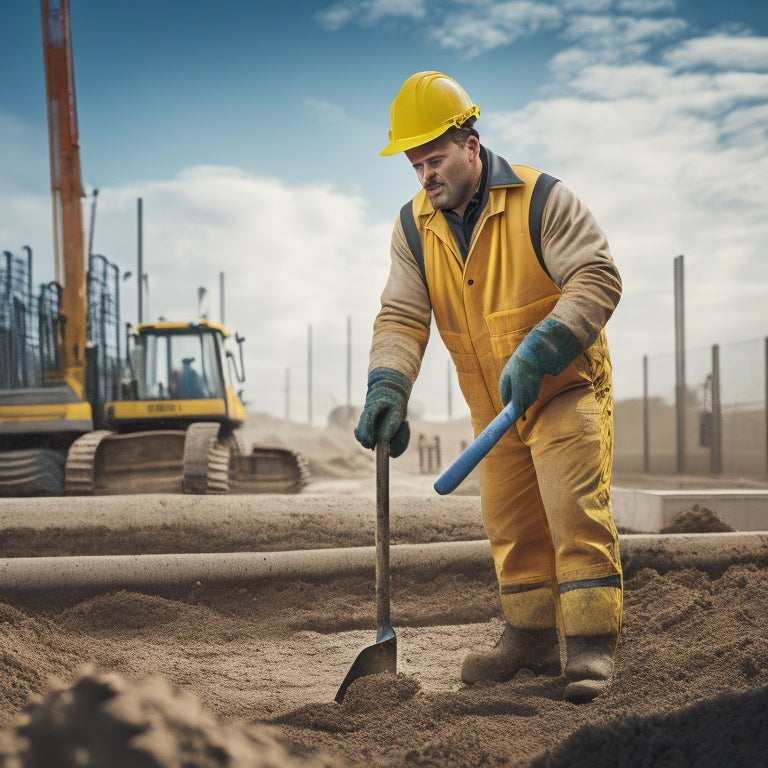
[4,248,767,482]
[614,336,768,480]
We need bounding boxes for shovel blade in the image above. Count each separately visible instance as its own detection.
[334,631,396,703]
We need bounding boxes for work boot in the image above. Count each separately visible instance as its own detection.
[564,634,617,704]
[461,624,561,684]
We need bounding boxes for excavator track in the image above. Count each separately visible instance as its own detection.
[182,422,230,494]
[66,429,188,495]
[63,425,308,495]
[65,430,115,495]
[229,443,310,494]
[0,448,66,497]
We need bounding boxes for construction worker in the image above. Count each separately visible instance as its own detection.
[176,357,205,398]
[354,72,623,703]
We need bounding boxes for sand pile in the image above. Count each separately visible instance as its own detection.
[0,667,343,768]
[660,504,737,534]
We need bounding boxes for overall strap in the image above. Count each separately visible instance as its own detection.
[528,172,559,274]
[400,202,427,285]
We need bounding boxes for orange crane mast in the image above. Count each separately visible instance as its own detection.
[41,0,88,395]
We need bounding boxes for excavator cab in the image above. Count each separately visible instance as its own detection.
[106,320,246,430]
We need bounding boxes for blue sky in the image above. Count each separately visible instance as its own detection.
[2,0,767,423]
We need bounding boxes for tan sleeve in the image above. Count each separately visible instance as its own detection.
[541,181,622,348]
[368,217,432,389]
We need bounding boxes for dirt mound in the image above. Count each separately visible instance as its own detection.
[660,504,736,533]
[0,667,342,767]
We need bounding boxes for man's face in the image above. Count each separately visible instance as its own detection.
[405,133,480,214]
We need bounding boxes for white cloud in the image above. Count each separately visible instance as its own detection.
[665,33,768,71]
[304,97,347,123]
[431,2,562,58]
[316,0,562,57]
[558,0,612,11]
[562,13,688,60]
[720,101,768,149]
[615,0,676,13]
[314,0,427,31]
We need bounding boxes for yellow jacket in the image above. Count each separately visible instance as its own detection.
[370,150,621,428]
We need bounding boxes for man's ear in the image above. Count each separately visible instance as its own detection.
[466,134,480,160]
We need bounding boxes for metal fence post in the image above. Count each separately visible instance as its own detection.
[643,354,649,473]
[765,337,768,476]
[674,255,686,473]
[710,344,722,474]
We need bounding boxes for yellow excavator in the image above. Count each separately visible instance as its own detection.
[65,318,308,495]
[0,0,307,497]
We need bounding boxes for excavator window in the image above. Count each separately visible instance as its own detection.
[135,329,224,400]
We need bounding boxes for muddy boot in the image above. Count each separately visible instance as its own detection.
[564,635,616,703]
[461,624,561,684]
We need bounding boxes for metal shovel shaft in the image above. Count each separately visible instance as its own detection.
[335,441,396,702]
[375,439,390,636]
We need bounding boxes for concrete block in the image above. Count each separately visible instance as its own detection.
[612,487,768,533]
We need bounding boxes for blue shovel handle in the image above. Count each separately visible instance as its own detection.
[434,402,520,495]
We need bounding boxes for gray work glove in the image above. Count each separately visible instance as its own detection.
[499,318,583,416]
[354,367,411,458]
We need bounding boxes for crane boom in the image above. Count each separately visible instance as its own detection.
[41,0,87,394]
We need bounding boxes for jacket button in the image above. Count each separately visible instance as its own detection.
[467,279,474,285]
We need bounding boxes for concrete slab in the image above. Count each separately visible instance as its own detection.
[612,488,768,532]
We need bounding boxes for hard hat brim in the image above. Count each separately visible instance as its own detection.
[379,104,480,156]
[380,124,451,156]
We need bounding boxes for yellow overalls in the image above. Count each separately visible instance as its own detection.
[406,162,622,639]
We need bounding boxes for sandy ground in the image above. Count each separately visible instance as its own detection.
[0,413,766,767]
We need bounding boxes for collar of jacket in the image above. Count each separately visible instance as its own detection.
[413,146,525,222]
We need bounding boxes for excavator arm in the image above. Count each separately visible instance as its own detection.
[41,0,88,395]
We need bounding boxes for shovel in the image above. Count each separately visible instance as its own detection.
[335,439,396,703]
[434,401,521,495]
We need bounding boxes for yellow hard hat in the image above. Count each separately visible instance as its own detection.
[380,71,480,156]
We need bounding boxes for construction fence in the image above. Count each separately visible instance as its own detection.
[614,337,768,479]
[0,247,60,390]
[1,246,122,407]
